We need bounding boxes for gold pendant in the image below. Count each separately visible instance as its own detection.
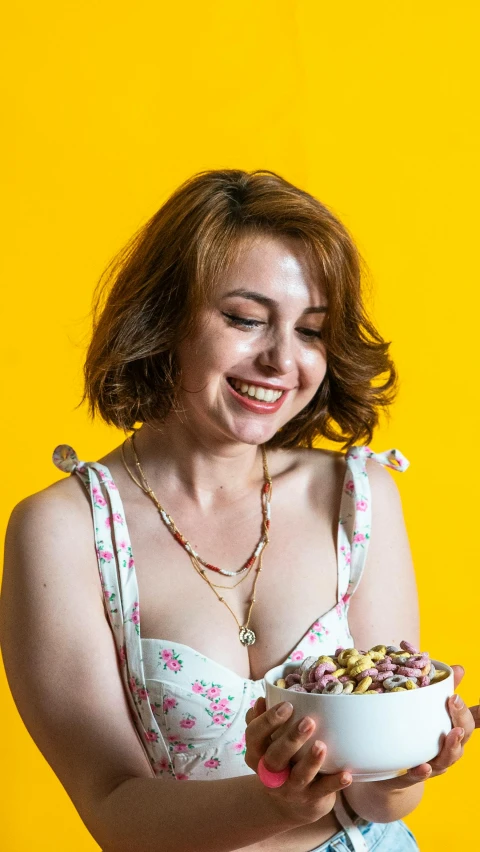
[239,626,256,646]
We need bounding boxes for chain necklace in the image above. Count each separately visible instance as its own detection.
[125,430,272,577]
[120,432,272,646]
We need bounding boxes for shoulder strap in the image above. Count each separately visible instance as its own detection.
[52,444,172,777]
[336,446,409,605]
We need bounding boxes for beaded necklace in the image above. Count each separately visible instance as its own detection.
[120,432,272,646]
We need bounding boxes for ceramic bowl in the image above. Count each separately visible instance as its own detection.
[264,659,454,781]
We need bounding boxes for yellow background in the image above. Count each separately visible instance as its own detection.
[1,1,478,849]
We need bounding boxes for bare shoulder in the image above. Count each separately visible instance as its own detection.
[270,444,346,485]
[365,456,403,506]
[9,471,93,540]
[3,472,102,620]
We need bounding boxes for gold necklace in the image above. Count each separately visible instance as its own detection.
[120,434,272,646]
[127,431,271,579]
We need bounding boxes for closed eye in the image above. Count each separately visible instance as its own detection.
[222,312,264,329]
[222,313,323,339]
[297,328,323,339]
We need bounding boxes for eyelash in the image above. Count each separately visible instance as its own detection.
[222,312,323,340]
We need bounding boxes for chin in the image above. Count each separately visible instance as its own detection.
[224,417,286,447]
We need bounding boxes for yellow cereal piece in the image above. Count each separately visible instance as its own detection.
[420,664,430,676]
[431,669,448,683]
[354,676,373,694]
[370,645,387,655]
[365,689,379,694]
[391,652,411,661]
[331,667,347,678]
[405,680,417,690]
[391,687,407,692]
[316,655,335,665]
[338,648,358,666]
[369,651,386,662]
[342,680,355,694]
[275,678,286,688]
[349,658,373,677]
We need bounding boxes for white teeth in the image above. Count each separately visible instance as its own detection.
[231,379,284,403]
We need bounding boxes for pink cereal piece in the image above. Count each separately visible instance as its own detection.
[285,673,302,687]
[287,684,308,692]
[355,668,378,680]
[418,676,430,687]
[407,655,429,669]
[338,675,350,683]
[396,666,421,677]
[376,661,396,672]
[400,640,418,655]
[304,682,319,692]
[335,647,345,656]
[318,674,336,688]
[314,662,336,681]
[375,670,396,682]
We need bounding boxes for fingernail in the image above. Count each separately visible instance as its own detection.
[457,727,465,742]
[276,701,293,718]
[453,695,465,709]
[341,773,352,785]
[298,717,313,733]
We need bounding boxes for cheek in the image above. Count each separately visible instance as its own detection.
[299,347,327,384]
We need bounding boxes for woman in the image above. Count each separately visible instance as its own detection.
[1,169,477,852]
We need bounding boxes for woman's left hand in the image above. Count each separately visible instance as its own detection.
[384,664,478,788]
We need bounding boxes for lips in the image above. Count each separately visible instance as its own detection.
[226,378,290,414]
[227,378,284,403]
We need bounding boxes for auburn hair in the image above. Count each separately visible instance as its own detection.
[81,169,397,449]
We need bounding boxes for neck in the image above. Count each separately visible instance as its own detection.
[127,418,266,509]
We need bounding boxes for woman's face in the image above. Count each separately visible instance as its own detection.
[174,234,328,448]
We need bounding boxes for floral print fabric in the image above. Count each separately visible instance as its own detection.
[52,443,408,781]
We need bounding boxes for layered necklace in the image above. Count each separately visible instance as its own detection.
[120,430,272,646]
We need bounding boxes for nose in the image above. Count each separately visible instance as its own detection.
[257,327,295,375]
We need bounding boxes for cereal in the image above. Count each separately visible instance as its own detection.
[348,658,373,677]
[396,666,423,678]
[314,662,337,680]
[400,640,419,655]
[431,669,449,683]
[355,668,378,680]
[322,680,343,695]
[383,675,408,690]
[274,640,449,696]
[353,676,372,693]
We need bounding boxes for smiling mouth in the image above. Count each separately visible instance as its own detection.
[227,378,285,402]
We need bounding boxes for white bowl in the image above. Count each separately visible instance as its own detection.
[264,659,454,781]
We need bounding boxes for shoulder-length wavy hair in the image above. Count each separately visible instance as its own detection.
[81,169,397,449]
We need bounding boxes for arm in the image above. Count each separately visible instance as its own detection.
[342,459,424,822]
[0,489,298,852]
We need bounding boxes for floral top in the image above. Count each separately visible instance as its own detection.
[52,444,408,782]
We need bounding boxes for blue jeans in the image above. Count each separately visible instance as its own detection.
[309,819,419,851]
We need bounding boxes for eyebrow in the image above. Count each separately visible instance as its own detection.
[223,289,328,314]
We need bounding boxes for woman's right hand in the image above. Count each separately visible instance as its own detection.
[244,697,353,827]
